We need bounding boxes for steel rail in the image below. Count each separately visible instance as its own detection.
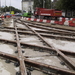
[22,20,75,31]
[0,18,75,75]
[22,21,75,70]
[15,20,75,54]
[16,21,75,37]
[1,25,75,37]
[0,29,33,34]
[16,21,75,38]
[40,33,75,41]
[0,26,75,56]
[36,30,75,36]
[25,58,75,75]
[14,20,27,75]
[28,24,75,33]
[17,21,75,33]
[0,51,18,60]
[0,26,30,31]
[4,19,74,55]
[0,28,75,42]
[18,20,75,33]
[0,38,74,56]
[0,49,75,75]
[13,19,75,33]
[0,32,74,74]
[1,28,74,42]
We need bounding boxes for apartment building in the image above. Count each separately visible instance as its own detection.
[22,0,34,13]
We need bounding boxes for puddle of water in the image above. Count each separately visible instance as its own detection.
[0,32,14,40]
[0,43,17,55]
[44,38,75,52]
[0,59,19,75]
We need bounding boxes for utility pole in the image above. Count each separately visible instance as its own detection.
[10,0,11,13]
[29,0,31,13]
[22,0,23,13]
[43,0,45,8]
[5,0,6,13]
[0,0,1,13]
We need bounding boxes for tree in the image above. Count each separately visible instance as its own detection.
[34,0,51,9]
[55,0,75,17]
[1,6,21,13]
[55,0,75,10]
[45,0,51,9]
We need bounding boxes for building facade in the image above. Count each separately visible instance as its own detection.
[22,0,34,13]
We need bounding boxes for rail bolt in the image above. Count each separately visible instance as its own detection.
[27,67,34,71]
[60,61,65,65]
[27,71,31,75]
[21,45,25,48]
[22,50,25,53]
[14,44,17,47]
[16,71,21,75]
[15,51,18,53]
[14,62,20,67]
[39,49,44,52]
[43,43,46,46]
[5,59,11,63]
[14,38,16,40]
[34,48,38,51]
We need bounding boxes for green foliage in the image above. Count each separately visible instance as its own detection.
[34,0,51,9]
[1,6,21,13]
[56,0,75,11]
[45,0,51,9]
[34,0,43,8]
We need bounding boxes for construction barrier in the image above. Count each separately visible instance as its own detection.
[21,17,75,27]
[1,15,4,20]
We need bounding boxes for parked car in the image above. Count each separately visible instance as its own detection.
[4,14,12,18]
[14,13,22,18]
[22,13,32,18]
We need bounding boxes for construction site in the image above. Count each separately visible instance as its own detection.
[0,16,74,75]
[0,0,75,75]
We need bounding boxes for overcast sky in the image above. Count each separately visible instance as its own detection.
[1,0,53,10]
[1,0,22,9]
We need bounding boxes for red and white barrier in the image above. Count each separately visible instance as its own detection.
[21,17,75,27]
[1,15,4,20]
[43,20,47,23]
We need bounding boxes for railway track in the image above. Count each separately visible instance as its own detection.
[21,20,75,31]
[16,20,75,41]
[0,18,75,75]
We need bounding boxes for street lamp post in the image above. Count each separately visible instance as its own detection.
[29,0,31,13]
[22,0,23,12]
[5,0,6,13]
[10,0,11,13]
[0,0,1,13]
[43,0,45,8]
